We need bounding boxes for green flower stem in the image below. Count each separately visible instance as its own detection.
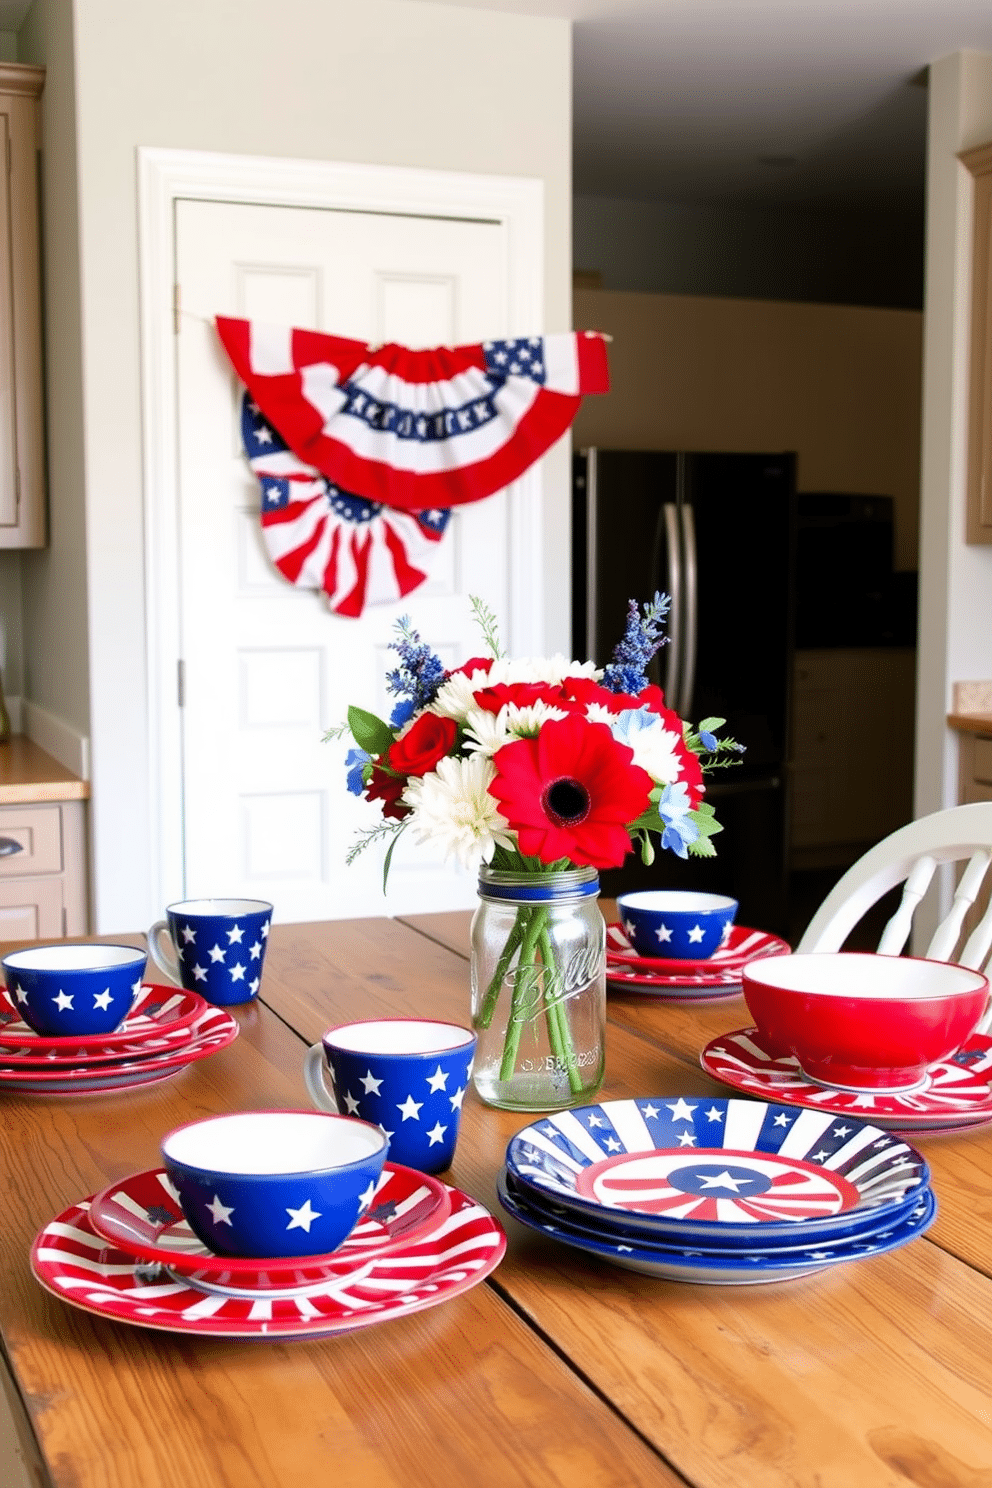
[538,925,584,1095]
[476,908,528,1031]
[499,906,547,1082]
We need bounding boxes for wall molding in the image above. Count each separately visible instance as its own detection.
[21,699,90,779]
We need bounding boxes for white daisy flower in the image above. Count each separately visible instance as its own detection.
[463,701,569,756]
[601,707,686,786]
[402,753,515,871]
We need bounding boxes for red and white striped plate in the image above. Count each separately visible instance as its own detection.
[31,1186,505,1338]
[0,1004,238,1092]
[87,1163,451,1281]
[700,1026,992,1129]
[0,984,205,1056]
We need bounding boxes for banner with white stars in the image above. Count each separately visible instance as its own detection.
[217,317,611,512]
[240,394,450,617]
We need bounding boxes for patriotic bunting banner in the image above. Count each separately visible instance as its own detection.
[217,317,610,512]
[240,394,450,618]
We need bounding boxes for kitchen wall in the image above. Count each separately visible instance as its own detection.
[15,0,572,933]
[572,287,923,572]
[916,52,992,835]
[575,194,925,311]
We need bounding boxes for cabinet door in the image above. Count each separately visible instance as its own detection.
[0,877,64,942]
[0,65,45,549]
[962,140,992,544]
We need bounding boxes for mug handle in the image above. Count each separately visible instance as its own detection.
[304,1043,339,1113]
[146,920,181,985]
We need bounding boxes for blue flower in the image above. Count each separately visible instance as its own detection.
[386,616,446,710]
[345,748,370,796]
[389,698,415,729]
[657,781,699,860]
[601,593,671,695]
[699,729,718,752]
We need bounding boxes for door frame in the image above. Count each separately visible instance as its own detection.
[137,146,545,912]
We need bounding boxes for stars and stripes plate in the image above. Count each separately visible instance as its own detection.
[505,1097,930,1244]
[87,1163,451,1281]
[497,1168,937,1285]
[0,984,206,1055]
[700,1027,992,1130]
[31,1186,505,1338]
[0,1005,238,1092]
[606,924,790,975]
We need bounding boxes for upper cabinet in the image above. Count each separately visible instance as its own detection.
[962,140,992,544]
[0,63,45,549]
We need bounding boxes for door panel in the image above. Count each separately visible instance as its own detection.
[175,198,516,920]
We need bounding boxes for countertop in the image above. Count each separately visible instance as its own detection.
[0,735,89,805]
[947,712,992,735]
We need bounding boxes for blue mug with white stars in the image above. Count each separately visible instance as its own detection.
[304,1018,476,1174]
[146,898,273,1006]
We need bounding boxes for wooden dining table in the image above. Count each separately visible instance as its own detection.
[2,909,992,1488]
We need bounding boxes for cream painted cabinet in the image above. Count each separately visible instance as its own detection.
[0,800,87,941]
[790,648,916,869]
[0,63,45,549]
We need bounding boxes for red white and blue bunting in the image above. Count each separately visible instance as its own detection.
[240,395,450,619]
[218,317,610,616]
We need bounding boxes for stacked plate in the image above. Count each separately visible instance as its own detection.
[0,985,239,1094]
[701,1026,992,1134]
[605,924,790,998]
[31,1162,506,1339]
[498,1096,936,1284]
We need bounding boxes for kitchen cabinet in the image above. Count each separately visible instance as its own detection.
[790,648,916,869]
[961,139,992,544]
[0,63,45,549]
[0,738,89,941]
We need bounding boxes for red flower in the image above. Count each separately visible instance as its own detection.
[489,714,653,868]
[562,678,670,714]
[447,657,494,681]
[472,681,578,716]
[388,714,457,777]
[365,765,408,820]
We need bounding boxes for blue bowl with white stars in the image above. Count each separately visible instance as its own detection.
[160,1110,390,1258]
[146,898,273,1006]
[305,1018,477,1174]
[1,943,147,1038]
[617,890,738,961]
[505,1097,930,1246]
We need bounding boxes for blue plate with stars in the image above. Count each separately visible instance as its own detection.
[504,1098,931,1245]
[497,1168,937,1284]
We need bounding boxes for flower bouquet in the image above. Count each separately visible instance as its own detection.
[338,596,742,1110]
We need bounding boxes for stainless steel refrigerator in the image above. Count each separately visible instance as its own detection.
[572,448,797,933]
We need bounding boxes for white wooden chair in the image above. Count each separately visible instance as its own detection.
[796,802,992,983]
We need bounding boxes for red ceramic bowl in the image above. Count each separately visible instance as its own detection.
[741,952,990,1092]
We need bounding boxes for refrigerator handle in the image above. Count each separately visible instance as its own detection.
[659,502,682,702]
[680,501,698,719]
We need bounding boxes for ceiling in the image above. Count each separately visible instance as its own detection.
[5,1,992,211]
[419,0,992,212]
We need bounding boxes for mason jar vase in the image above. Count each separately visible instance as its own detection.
[470,866,606,1112]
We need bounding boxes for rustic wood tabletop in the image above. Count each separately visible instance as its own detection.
[1,911,991,1488]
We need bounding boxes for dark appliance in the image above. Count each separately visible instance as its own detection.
[795,493,913,648]
[572,448,797,933]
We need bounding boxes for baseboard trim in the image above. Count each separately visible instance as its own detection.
[4,693,23,734]
[21,701,90,781]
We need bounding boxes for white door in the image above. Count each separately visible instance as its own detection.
[174,198,529,921]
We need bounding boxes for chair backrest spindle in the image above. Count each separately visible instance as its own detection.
[926,849,992,962]
[876,855,936,956]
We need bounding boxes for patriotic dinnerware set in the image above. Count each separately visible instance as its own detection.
[700,951,992,1134]
[604,921,791,999]
[498,1096,936,1284]
[31,1110,507,1340]
[0,944,239,1095]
